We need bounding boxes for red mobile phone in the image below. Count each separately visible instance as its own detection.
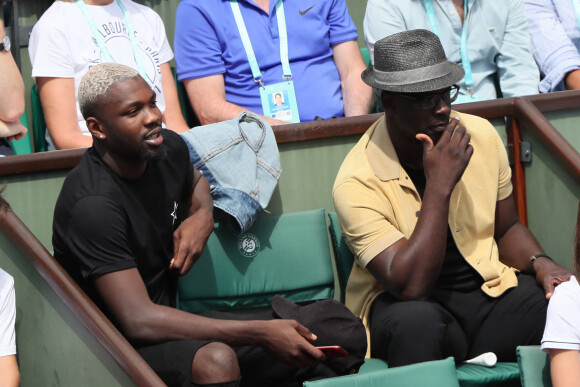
[316,345,349,358]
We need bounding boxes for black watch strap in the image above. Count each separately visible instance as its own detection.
[528,253,553,274]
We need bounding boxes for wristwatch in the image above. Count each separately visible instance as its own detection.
[0,35,11,52]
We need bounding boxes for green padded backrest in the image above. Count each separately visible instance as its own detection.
[360,47,371,67]
[31,84,48,152]
[171,66,199,129]
[517,345,552,387]
[303,357,460,387]
[178,209,334,313]
[9,111,33,155]
[328,212,355,301]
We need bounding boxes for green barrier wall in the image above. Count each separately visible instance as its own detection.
[523,110,580,270]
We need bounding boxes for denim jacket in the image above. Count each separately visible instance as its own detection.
[180,112,282,235]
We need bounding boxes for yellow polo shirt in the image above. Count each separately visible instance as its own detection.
[332,112,518,356]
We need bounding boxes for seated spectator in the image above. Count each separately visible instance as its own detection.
[52,63,366,386]
[0,265,18,387]
[333,29,570,366]
[523,0,580,92]
[28,0,188,150]
[541,204,580,386]
[174,0,373,126]
[364,0,540,103]
[0,193,19,387]
[0,18,27,156]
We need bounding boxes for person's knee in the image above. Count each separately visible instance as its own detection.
[371,300,466,365]
[192,342,240,384]
[384,301,448,333]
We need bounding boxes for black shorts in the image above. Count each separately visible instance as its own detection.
[137,339,212,386]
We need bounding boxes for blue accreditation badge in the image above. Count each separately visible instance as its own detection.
[260,81,300,123]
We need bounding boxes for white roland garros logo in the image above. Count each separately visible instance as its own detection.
[237,233,260,258]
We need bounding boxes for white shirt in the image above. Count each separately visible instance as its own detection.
[0,269,16,357]
[542,275,580,351]
[28,0,173,138]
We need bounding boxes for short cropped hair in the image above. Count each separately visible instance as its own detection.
[78,63,140,119]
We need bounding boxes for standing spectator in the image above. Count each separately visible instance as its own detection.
[0,18,27,156]
[174,0,372,126]
[28,0,188,150]
[364,0,540,102]
[523,0,580,92]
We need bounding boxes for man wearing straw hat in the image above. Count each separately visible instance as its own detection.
[333,29,571,366]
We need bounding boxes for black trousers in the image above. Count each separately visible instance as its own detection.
[138,310,339,387]
[369,273,547,367]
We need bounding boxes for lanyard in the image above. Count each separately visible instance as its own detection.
[572,0,580,31]
[424,0,474,94]
[76,0,148,83]
[230,0,292,87]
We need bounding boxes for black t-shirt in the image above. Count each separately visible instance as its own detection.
[53,130,194,316]
[403,165,482,292]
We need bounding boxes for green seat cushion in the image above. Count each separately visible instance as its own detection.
[516,345,551,387]
[456,362,520,387]
[178,209,334,313]
[352,357,519,387]
[358,358,388,373]
[303,357,460,387]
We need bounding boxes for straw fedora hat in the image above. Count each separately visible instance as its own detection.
[361,29,465,93]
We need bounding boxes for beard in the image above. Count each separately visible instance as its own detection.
[141,143,167,162]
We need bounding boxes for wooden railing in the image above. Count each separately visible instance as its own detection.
[3,90,580,177]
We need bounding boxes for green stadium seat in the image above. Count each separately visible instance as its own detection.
[360,47,371,67]
[303,357,460,387]
[31,84,48,152]
[517,345,551,387]
[9,111,33,155]
[327,211,521,387]
[171,66,199,129]
[177,209,334,313]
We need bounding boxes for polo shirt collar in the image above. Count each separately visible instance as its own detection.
[367,116,405,182]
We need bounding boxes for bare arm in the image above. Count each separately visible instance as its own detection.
[159,63,189,133]
[0,20,24,124]
[184,75,288,126]
[0,120,27,141]
[0,355,19,387]
[94,268,325,368]
[565,70,580,90]
[494,194,571,299]
[549,349,580,387]
[36,77,92,149]
[170,172,214,275]
[332,40,373,117]
[367,118,473,300]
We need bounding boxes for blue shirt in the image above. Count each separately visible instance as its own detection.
[364,0,540,100]
[523,0,580,92]
[174,0,358,122]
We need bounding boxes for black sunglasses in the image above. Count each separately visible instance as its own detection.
[392,85,460,110]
